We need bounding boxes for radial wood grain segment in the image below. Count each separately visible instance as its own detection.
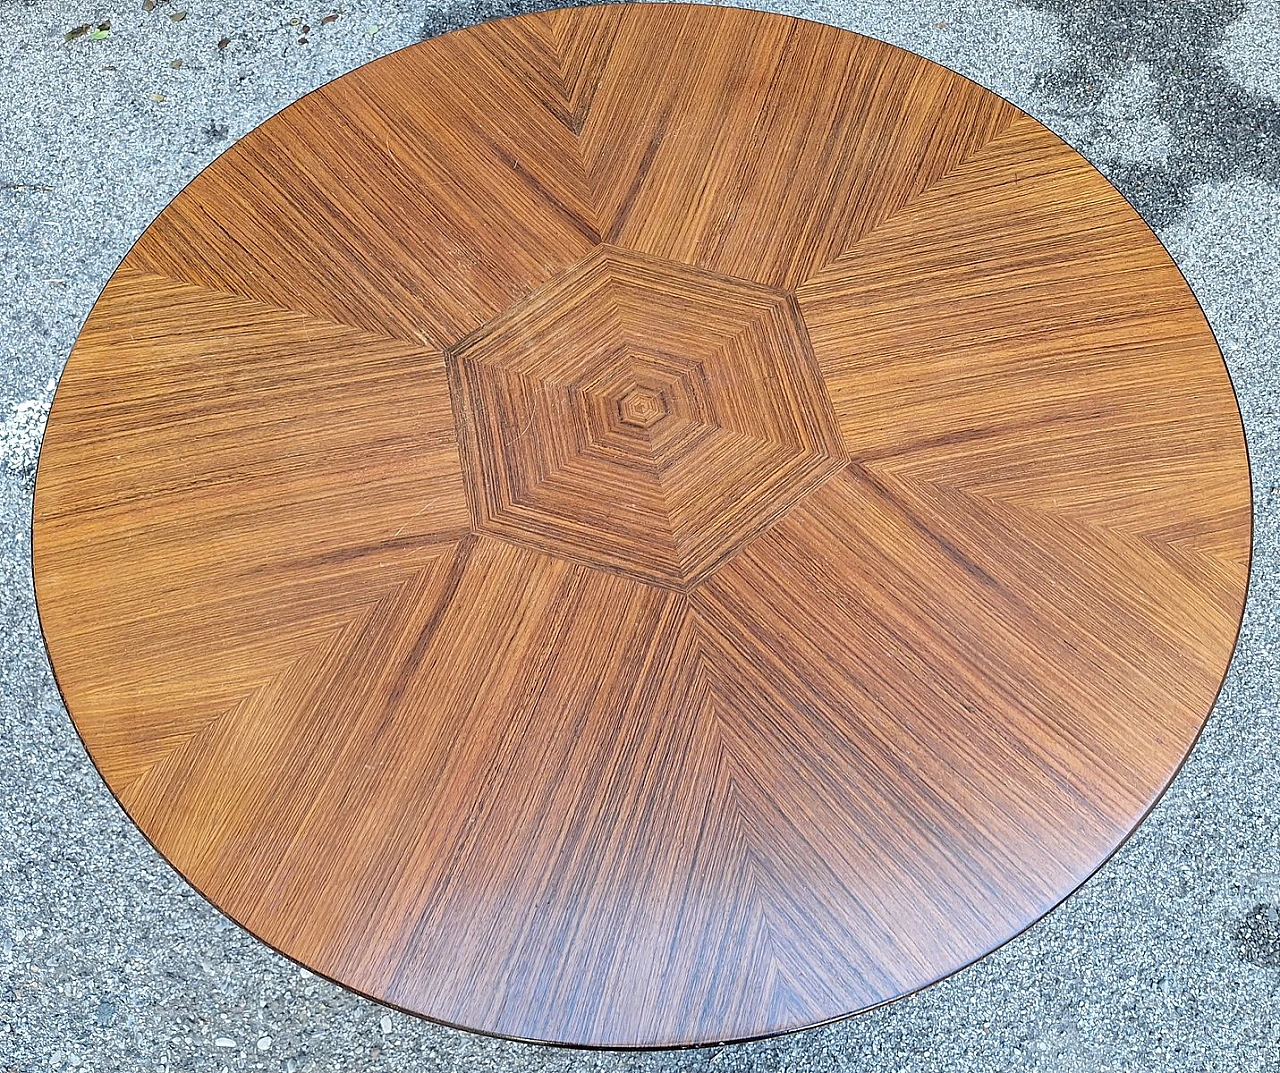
[32,2,1250,1049]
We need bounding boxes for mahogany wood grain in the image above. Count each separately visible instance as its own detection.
[32,3,1251,1048]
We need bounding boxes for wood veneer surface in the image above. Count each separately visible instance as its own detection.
[33,3,1251,1048]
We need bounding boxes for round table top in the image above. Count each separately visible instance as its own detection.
[33,2,1251,1049]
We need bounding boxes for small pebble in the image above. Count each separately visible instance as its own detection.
[170,58,182,68]
[379,1014,392,1035]
[257,1036,271,1052]
[95,1000,116,1026]
[214,1037,236,1048]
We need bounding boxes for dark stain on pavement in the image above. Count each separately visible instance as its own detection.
[1022,0,1280,226]
[1235,903,1280,967]
[421,0,609,40]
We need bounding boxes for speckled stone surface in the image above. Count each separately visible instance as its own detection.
[2,2,1278,1070]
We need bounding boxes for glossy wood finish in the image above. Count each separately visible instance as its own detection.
[32,3,1250,1048]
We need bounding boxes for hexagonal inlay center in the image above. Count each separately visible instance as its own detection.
[450,244,846,589]
[617,387,668,429]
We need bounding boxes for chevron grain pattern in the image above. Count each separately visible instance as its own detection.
[32,3,1250,1048]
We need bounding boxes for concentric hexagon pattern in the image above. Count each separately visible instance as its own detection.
[450,245,845,588]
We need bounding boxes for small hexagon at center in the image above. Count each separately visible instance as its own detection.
[618,387,668,429]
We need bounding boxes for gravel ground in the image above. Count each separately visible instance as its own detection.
[2,1,1278,1070]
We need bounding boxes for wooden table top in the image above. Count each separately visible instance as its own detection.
[33,3,1251,1049]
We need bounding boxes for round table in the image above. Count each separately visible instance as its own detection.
[33,2,1251,1049]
